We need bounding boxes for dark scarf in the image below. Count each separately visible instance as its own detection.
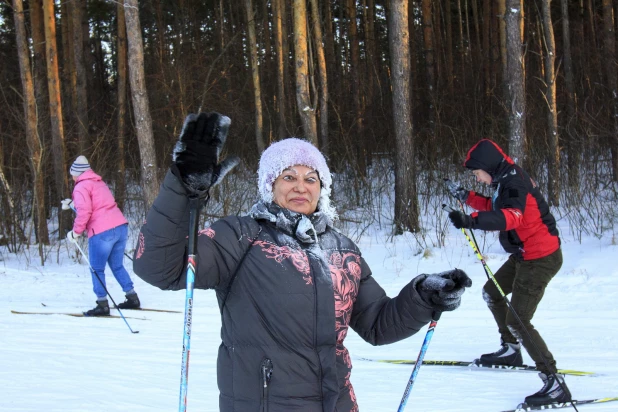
[249,201,330,244]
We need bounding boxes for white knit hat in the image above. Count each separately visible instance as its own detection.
[257,138,337,221]
[70,155,91,176]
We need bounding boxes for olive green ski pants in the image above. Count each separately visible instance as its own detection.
[482,248,563,374]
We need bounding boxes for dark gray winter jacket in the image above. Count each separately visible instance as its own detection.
[133,170,434,412]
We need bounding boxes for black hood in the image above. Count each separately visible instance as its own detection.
[463,139,514,178]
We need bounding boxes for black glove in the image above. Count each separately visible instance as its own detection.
[172,112,240,198]
[448,210,473,229]
[414,269,472,312]
[444,178,469,203]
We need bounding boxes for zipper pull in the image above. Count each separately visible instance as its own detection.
[261,358,273,388]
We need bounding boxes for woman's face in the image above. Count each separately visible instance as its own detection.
[273,165,321,215]
[472,169,492,185]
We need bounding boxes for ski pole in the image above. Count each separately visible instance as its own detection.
[397,312,442,412]
[179,196,203,412]
[442,203,505,295]
[442,201,578,412]
[71,240,139,334]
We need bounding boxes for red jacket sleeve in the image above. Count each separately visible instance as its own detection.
[466,191,492,211]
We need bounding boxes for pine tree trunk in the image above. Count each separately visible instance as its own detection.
[409,3,418,106]
[322,0,336,98]
[456,0,466,86]
[586,0,602,82]
[505,0,526,163]
[346,0,366,175]
[244,0,265,153]
[71,0,89,155]
[541,0,560,206]
[29,0,49,175]
[292,0,317,144]
[471,0,481,67]
[309,0,329,155]
[60,0,75,126]
[116,2,128,212]
[78,0,95,110]
[363,0,377,109]
[347,0,363,139]
[602,0,618,181]
[219,0,234,94]
[124,0,160,209]
[491,0,501,87]
[43,0,71,238]
[389,0,419,234]
[561,0,579,188]
[482,0,491,95]
[13,0,49,248]
[273,0,288,140]
[445,0,454,93]
[422,0,436,134]
[498,0,507,81]
[281,0,294,125]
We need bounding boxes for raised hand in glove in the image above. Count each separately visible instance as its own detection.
[444,178,469,203]
[66,230,81,243]
[172,112,240,198]
[448,210,474,229]
[414,269,472,312]
[61,198,74,211]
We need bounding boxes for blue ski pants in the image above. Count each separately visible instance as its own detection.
[88,224,134,299]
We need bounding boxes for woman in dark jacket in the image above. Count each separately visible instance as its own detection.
[134,112,471,412]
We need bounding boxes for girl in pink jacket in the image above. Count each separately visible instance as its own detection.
[64,155,140,316]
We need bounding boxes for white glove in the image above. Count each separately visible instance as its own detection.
[61,199,74,211]
[66,230,81,243]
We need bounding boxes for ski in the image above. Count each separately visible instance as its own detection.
[41,303,181,314]
[11,310,148,320]
[114,307,182,313]
[501,396,618,411]
[356,358,595,377]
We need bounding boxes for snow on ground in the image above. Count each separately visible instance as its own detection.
[1,219,617,411]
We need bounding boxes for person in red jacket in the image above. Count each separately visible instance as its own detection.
[133,112,472,412]
[446,139,570,406]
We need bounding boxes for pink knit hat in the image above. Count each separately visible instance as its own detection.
[257,138,336,220]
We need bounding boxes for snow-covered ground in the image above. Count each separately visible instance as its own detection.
[1,218,617,411]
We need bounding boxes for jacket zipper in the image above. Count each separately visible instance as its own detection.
[261,358,273,412]
[310,256,324,403]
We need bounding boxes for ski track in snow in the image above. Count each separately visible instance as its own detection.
[0,226,617,411]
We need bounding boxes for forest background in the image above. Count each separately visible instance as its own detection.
[0,0,617,265]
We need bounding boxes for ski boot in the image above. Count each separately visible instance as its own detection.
[84,300,110,317]
[524,372,571,406]
[117,292,140,309]
[475,342,523,366]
